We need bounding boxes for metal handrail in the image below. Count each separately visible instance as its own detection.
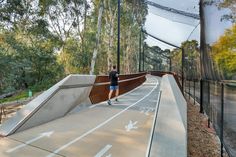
[59,75,146,89]
[186,79,236,86]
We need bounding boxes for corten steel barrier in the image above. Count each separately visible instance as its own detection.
[89,72,147,104]
[149,71,182,90]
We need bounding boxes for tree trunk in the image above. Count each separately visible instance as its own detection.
[106,1,117,72]
[124,26,132,74]
[81,0,87,54]
[89,0,104,75]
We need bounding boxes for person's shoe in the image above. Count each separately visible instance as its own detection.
[107,100,112,105]
[115,98,118,102]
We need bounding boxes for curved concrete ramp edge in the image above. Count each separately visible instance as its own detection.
[0,75,96,136]
[150,74,187,157]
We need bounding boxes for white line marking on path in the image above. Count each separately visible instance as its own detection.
[89,104,99,109]
[94,144,112,157]
[145,91,162,157]
[143,82,159,85]
[125,120,138,132]
[6,131,54,153]
[46,78,159,157]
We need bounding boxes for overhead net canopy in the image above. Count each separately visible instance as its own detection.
[144,1,236,157]
[144,0,200,49]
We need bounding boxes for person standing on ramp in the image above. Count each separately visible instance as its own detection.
[107,65,119,105]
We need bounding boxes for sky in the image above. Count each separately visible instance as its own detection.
[144,0,200,50]
[204,3,232,44]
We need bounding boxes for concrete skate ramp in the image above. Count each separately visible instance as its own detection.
[0,75,96,136]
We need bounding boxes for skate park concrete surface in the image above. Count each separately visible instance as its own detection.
[0,74,187,157]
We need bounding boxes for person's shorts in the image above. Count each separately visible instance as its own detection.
[110,86,118,90]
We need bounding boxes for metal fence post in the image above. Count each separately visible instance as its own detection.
[182,48,184,93]
[220,83,224,157]
[143,43,145,71]
[139,27,142,72]
[208,81,211,128]
[189,79,191,100]
[200,79,204,113]
[194,80,196,105]
[0,107,2,124]
[117,0,121,74]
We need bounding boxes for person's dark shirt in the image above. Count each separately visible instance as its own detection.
[109,70,119,86]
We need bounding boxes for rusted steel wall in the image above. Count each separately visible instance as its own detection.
[89,73,146,104]
[149,71,182,90]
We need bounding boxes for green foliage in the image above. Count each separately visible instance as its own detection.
[212,24,236,79]
[170,40,200,79]
[145,45,167,71]
[0,0,148,100]
[182,40,200,79]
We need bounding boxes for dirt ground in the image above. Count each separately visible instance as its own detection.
[187,101,228,157]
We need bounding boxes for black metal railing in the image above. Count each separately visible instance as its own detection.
[184,79,236,157]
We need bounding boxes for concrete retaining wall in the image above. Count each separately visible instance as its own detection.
[150,74,187,157]
[0,75,96,136]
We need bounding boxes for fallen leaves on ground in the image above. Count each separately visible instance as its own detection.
[187,102,228,157]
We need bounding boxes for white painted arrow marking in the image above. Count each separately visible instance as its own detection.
[95,144,112,157]
[6,131,54,153]
[125,120,138,132]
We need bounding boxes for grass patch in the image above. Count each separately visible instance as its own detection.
[0,90,29,104]
[0,79,58,104]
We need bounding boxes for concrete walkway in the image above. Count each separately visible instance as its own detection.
[0,75,161,157]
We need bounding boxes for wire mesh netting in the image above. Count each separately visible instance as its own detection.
[144,0,236,156]
[201,1,236,156]
[224,84,236,156]
[144,0,200,49]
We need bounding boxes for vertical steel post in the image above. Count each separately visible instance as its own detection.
[208,81,210,128]
[143,43,145,71]
[220,83,224,157]
[117,0,120,74]
[181,48,184,93]
[200,79,204,113]
[208,81,210,103]
[194,80,196,105]
[199,0,205,114]
[139,28,142,72]
[189,79,191,100]
[0,107,2,124]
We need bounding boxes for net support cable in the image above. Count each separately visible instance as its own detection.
[145,0,200,20]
